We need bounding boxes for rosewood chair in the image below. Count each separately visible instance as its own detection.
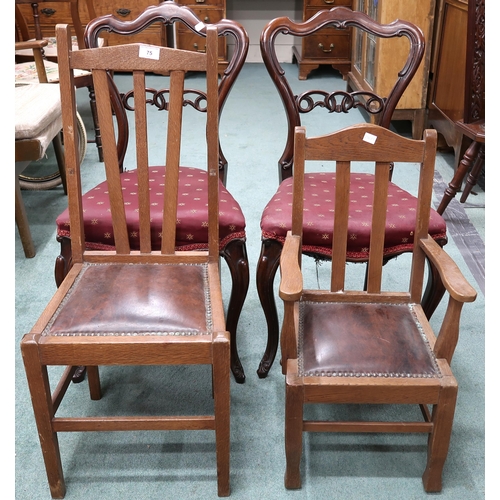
[21,21,231,498]
[53,2,250,383]
[279,122,476,491]
[256,7,448,378]
[15,0,103,174]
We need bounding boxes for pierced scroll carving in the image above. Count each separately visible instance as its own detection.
[122,88,208,113]
[469,0,485,123]
[295,90,385,115]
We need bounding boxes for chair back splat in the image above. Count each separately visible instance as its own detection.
[20,9,232,497]
[279,123,477,492]
[256,7,448,378]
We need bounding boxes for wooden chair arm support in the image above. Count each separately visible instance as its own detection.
[15,39,49,51]
[279,232,303,301]
[419,236,477,303]
[15,39,50,84]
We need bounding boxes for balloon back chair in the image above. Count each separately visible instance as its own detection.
[53,2,250,383]
[256,7,448,378]
[21,17,232,497]
[279,122,476,492]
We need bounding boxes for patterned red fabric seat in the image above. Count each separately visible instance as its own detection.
[261,172,447,260]
[56,166,246,251]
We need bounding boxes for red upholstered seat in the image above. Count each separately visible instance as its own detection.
[56,166,246,251]
[261,173,447,260]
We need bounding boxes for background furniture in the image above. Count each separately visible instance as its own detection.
[293,0,353,80]
[346,0,436,140]
[176,0,229,73]
[426,0,485,214]
[21,17,230,498]
[53,4,250,383]
[427,0,468,170]
[15,0,101,166]
[15,62,64,257]
[278,122,476,492]
[256,7,448,379]
[16,0,167,46]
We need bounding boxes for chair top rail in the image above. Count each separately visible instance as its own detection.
[260,6,425,180]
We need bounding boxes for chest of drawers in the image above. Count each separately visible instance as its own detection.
[347,0,436,139]
[16,1,167,47]
[293,0,353,80]
[175,0,227,72]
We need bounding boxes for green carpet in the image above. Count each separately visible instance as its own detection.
[14,63,486,499]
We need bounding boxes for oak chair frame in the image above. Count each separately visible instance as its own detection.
[53,2,250,383]
[279,123,477,491]
[21,22,231,498]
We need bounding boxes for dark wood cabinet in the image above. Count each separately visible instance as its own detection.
[347,0,436,139]
[427,0,485,213]
[16,1,167,46]
[426,0,485,172]
[175,0,228,72]
[427,0,469,165]
[293,0,353,80]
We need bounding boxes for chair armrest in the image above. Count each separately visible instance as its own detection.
[419,236,477,303]
[420,236,477,364]
[15,39,50,84]
[15,39,49,51]
[279,232,303,301]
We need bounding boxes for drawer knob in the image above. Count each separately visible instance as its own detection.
[41,8,56,17]
[323,0,336,4]
[195,0,206,3]
[193,43,206,53]
[318,43,335,53]
[116,8,131,17]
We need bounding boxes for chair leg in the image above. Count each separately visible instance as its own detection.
[15,174,36,258]
[54,236,72,288]
[213,335,231,497]
[256,238,282,378]
[21,336,66,498]
[221,239,249,384]
[422,257,446,320]
[437,140,480,215]
[87,366,102,400]
[460,143,485,204]
[52,133,67,195]
[422,373,458,492]
[284,362,304,490]
[87,84,104,162]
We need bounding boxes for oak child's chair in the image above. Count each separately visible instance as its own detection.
[256,7,448,378]
[53,1,250,383]
[279,122,476,492]
[21,19,231,498]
